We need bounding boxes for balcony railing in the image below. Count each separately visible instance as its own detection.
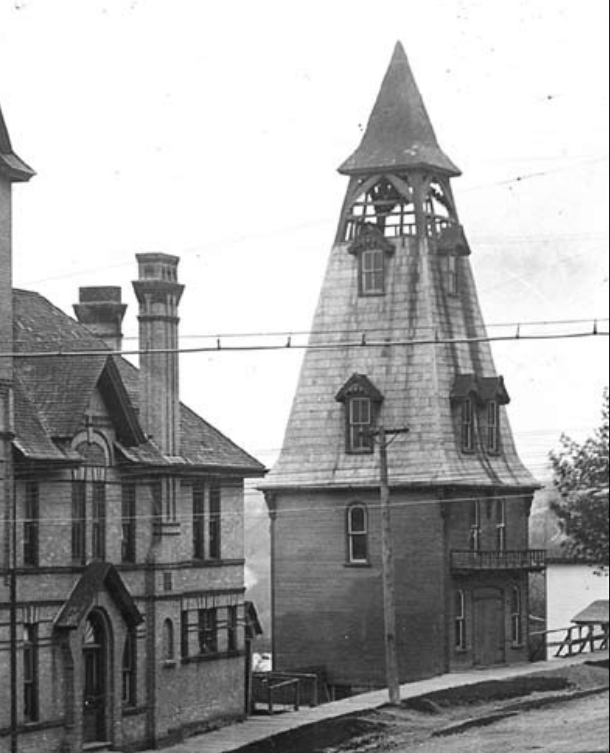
[451,549,546,572]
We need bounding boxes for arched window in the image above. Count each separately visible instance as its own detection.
[162,618,174,662]
[346,504,368,564]
[455,590,466,650]
[71,433,109,563]
[510,587,522,645]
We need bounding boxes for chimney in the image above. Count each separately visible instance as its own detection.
[73,286,127,351]
[132,253,184,455]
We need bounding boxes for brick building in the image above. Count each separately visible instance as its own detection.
[0,104,265,751]
[260,43,545,695]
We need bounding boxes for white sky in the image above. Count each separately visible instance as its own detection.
[1,0,608,481]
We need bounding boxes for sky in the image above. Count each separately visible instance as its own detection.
[1,0,608,486]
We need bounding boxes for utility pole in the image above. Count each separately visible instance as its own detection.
[370,424,409,706]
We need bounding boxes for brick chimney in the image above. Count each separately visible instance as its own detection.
[73,286,127,351]
[132,253,184,455]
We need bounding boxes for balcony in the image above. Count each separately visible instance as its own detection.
[451,549,546,573]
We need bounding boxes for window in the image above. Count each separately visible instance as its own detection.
[227,606,238,652]
[446,254,458,295]
[348,397,373,453]
[209,482,221,560]
[180,611,189,659]
[71,481,87,563]
[192,482,205,560]
[455,590,466,650]
[347,504,368,563]
[198,609,218,654]
[336,374,383,455]
[510,587,522,645]
[360,248,385,295]
[23,624,39,722]
[469,500,481,551]
[461,398,474,452]
[162,619,174,662]
[23,482,39,567]
[486,400,500,453]
[122,630,137,706]
[91,481,106,560]
[495,498,506,551]
[341,177,416,241]
[152,481,162,541]
[121,484,136,563]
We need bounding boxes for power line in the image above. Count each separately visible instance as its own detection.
[2,323,608,360]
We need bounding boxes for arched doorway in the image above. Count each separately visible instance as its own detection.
[83,611,109,743]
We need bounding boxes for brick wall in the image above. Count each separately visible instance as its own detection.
[272,487,446,688]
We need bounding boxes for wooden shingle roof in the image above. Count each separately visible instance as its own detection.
[13,289,265,475]
[572,600,609,625]
[339,42,460,177]
[262,235,538,491]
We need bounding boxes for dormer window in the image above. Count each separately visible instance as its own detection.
[360,248,385,295]
[451,374,509,456]
[461,397,475,453]
[446,254,458,296]
[348,397,373,452]
[336,373,384,454]
[347,225,395,298]
[486,400,500,454]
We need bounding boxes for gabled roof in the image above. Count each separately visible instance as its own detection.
[336,373,384,403]
[451,374,510,405]
[571,600,609,625]
[54,561,143,630]
[0,103,35,182]
[13,289,265,475]
[339,42,460,177]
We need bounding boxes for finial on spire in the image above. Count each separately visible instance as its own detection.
[339,42,460,177]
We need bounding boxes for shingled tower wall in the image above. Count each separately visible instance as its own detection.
[261,44,541,690]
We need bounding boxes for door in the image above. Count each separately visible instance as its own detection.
[83,612,107,743]
[473,588,505,666]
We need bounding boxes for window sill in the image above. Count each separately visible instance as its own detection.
[344,561,371,568]
[122,704,148,717]
[162,660,177,669]
[181,649,244,665]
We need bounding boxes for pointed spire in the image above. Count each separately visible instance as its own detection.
[0,103,35,182]
[339,42,460,177]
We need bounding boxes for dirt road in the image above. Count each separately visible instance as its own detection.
[403,692,609,753]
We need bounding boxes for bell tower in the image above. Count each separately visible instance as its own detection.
[261,43,539,689]
[337,41,462,245]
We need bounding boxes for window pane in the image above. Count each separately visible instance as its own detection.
[349,506,366,533]
[209,482,221,560]
[192,483,205,560]
[350,533,367,562]
[71,481,86,563]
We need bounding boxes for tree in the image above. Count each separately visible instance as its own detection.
[550,389,609,568]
